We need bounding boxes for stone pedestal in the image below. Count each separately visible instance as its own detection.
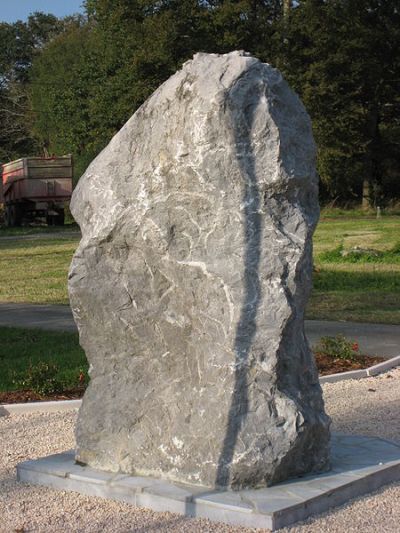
[17,434,400,531]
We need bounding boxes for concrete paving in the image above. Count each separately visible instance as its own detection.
[0,303,77,332]
[0,303,398,358]
[16,433,400,531]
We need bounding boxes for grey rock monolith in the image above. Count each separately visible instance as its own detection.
[69,51,330,489]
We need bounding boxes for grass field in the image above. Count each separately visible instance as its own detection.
[0,212,399,323]
[0,222,79,237]
[0,237,77,304]
[309,215,400,323]
[0,326,86,392]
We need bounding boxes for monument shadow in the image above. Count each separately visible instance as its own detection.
[215,74,263,488]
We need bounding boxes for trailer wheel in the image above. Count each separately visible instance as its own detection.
[46,214,55,226]
[46,210,64,226]
[51,209,65,226]
[4,206,11,227]
[5,205,22,227]
[15,205,23,226]
[55,210,65,226]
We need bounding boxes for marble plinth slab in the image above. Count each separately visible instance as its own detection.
[17,434,400,531]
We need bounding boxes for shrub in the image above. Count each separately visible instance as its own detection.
[13,361,63,396]
[319,244,400,264]
[313,334,359,361]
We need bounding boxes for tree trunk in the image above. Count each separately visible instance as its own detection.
[363,103,381,209]
[283,0,292,19]
[362,179,371,210]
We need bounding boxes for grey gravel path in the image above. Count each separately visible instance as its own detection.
[1,369,400,532]
[0,302,399,357]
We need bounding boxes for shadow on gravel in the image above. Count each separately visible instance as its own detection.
[330,393,400,444]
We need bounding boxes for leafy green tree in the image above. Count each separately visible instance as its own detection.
[27,0,400,204]
[0,20,35,161]
[209,0,281,60]
[30,20,96,179]
[31,0,216,177]
[85,0,214,139]
[0,13,70,162]
[277,0,400,205]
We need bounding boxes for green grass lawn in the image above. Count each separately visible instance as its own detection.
[0,213,399,323]
[0,237,77,304]
[313,215,400,254]
[0,326,87,392]
[0,222,79,237]
[0,212,398,394]
[309,214,400,323]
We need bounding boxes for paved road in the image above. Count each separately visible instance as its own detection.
[0,303,398,358]
[306,320,400,359]
[0,231,81,242]
[0,303,77,332]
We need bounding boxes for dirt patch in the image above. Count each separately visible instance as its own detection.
[0,387,85,404]
[316,353,385,375]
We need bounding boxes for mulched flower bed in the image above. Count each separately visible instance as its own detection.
[0,355,387,404]
[0,387,85,404]
[316,353,385,376]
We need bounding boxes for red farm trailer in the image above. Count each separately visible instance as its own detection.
[1,155,73,226]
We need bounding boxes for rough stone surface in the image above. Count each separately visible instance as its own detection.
[68,51,330,490]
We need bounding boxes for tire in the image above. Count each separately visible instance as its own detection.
[13,204,23,226]
[47,209,64,226]
[4,206,12,227]
[10,206,16,226]
[6,204,22,227]
[55,209,65,226]
[46,214,56,226]
[8,204,22,227]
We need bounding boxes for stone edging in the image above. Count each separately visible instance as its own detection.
[0,399,81,416]
[1,355,399,415]
[319,355,400,384]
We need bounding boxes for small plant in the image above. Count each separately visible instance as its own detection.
[313,334,359,361]
[78,368,86,385]
[13,361,63,396]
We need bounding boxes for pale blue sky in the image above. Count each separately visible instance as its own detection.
[0,0,84,23]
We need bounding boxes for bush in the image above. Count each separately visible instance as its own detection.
[313,334,359,361]
[13,361,63,396]
[319,244,400,264]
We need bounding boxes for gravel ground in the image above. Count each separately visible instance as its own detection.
[1,369,400,532]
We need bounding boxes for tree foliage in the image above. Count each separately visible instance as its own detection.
[0,13,78,161]
[279,0,400,204]
[1,1,399,203]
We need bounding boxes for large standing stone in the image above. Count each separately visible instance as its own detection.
[69,51,330,490]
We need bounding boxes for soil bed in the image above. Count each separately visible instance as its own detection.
[316,353,385,376]
[0,354,387,404]
[0,387,85,404]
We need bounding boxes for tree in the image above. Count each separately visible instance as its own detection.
[30,20,95,179]
[31,0,216,177]
[0,13,69,162]
[278,0,400,205]
[208,0,281,60]
[0,20,35,161]
[85,0,214,136]
[26,1,400,204]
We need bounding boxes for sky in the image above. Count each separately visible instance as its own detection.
[0,0,84,23]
